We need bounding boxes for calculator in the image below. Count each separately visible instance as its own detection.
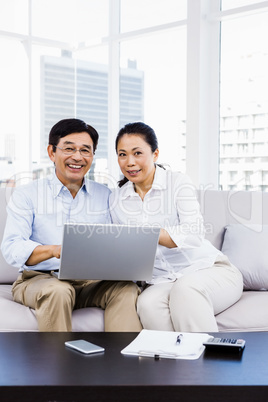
[203,337,246,352]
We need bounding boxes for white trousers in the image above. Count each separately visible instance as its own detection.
[137,255,243,332]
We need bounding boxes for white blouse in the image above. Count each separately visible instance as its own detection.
[109,166,221,284]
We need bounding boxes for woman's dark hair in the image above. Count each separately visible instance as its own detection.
[49,118,99,153]
[115,122,163,187]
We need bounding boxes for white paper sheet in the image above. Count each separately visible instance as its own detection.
[121,329,211,360]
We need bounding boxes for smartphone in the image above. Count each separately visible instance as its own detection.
[65,339,105,355]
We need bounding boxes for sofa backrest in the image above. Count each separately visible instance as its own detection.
[0,187,19,283]
[197,189,268,250]
[1,187,268,284]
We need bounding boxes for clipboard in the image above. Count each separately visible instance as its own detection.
[121,329,211,360]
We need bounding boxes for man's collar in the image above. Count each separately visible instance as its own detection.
[48,172,90,197]
[82,178,91,194]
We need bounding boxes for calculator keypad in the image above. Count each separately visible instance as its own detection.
[203,337,246,351]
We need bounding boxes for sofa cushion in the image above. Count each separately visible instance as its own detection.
[216,291,268,332]
[0,284,105,332]
[0,285,39,331]
[72,307,104,331]
[221,224,268,290]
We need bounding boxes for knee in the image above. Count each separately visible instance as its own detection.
[119,282,140,300]
[106,281,140,306]
[37,281,75,308]
[171,276,206,301]
[137,290,146,312]
[137,286,163,316]
[137,291,151,317]
[137,288,153,310]
[124,282,141,306]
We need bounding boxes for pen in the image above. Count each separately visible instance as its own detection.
[176,334,183,344]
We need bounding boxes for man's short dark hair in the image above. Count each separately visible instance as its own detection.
[49,118,99,153]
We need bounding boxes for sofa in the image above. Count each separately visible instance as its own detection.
[1,186,268,332]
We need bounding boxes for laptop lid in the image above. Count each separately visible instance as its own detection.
[58,223,160,281]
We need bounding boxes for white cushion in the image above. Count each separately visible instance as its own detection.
[0,284,104,332]
[72,307,104,332]
[222,224,268,290]
[216,291,268,332]
[0,285,39,331]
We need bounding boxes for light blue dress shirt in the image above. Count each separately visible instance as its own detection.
[1,173,111,272]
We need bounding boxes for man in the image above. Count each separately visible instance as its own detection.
[1,118,142,332]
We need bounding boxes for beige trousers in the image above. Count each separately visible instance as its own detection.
[137,255,243,332]
[12,270,142,332]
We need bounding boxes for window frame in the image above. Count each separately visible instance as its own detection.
[1,0,268,188]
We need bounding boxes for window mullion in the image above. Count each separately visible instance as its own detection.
[186,0,221,190]
[108,0,120,184]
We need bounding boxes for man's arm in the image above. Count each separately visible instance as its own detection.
[26,245,61,266]
[1,185,62,270]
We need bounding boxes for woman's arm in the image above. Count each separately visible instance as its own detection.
[162,172,205,249]
[159,228,177,248]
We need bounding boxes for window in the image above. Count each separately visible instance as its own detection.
[221,0,262,10]
[0,0,28,34]
[0,0,186,187]
[120,0,186,32]
[1,0,268,191]
[220,4,268,191]
[0,38,29,183]
[0,0,109,186]
[120,28,187,172]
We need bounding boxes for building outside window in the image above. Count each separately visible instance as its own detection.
[0,0,268,192]
[220,0,268,190]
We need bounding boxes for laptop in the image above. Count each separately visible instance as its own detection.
[58,223,160,281]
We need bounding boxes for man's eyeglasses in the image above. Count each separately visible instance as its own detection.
[55,146,93,157]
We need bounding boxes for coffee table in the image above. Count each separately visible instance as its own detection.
[0,331,267,401]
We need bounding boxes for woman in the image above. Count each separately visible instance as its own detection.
[109,122,243,332]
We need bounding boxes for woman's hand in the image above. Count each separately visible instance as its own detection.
[158,229,177,248]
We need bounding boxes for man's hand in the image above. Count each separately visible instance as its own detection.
[52,245,61,259]
[26,245,62,266]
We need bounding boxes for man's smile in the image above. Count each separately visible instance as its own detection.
[67,164,83,170]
